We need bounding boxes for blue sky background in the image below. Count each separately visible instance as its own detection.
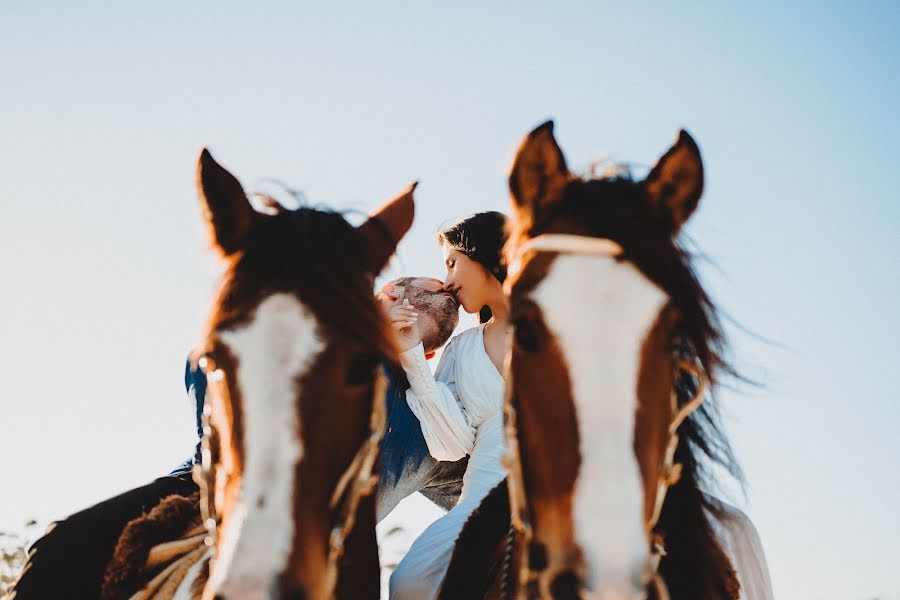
[1,3,898,598]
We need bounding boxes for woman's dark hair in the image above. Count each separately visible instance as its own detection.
[437,211,508,323]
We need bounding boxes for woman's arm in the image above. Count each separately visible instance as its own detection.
[400,340,475,461]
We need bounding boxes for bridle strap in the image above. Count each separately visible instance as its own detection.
[647,358,706,532]
[501,376,536,598]
[196,355,224,556]
[507,234,623,284]
[197,355,387,600]
[322,372,387,595]
[502,234,707,599]
[515,234,623,259]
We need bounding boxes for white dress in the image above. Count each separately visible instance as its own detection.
[390,326,506,600]
[707,497,775,600]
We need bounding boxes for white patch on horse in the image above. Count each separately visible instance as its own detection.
[532,254,666,596]
[208,293,324,599]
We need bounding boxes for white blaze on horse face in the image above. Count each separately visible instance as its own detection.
[532,255,666,597]
[208,293,324,599]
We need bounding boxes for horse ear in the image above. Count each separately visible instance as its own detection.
[643,130,704,235]
[508,120,569,227]
[196,148,259,256]
[357,182,416,275]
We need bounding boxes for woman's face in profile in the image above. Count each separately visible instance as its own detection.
[441,243,491,315]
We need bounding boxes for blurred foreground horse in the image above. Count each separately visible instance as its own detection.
[14,150,417,600]
[438,122,773,600]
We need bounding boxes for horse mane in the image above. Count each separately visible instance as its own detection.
[205,204,398,363]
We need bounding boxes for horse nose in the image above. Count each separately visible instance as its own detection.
[580,567,647,600]
[550,568,645,600]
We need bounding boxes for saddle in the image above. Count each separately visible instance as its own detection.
[101,492,209,600]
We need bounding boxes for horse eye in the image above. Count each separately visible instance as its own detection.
[513,316,539,353]
[347,353,379,386]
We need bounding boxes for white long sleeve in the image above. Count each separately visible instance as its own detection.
[399,341,476,461]
[706,498,775,600]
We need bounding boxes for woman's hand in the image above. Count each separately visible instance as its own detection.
[389,299,422,351]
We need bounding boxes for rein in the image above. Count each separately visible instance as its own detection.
[195,355,223,555]
[502,234,708,600]
[323,371,387,594]
[196,353,387,599]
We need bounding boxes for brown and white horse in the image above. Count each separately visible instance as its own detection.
[439,122,743,600]
[107,150,415,600]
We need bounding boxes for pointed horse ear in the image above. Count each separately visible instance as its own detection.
[508,120,570,229]
[643,130,704,235]
[357,182,416,276]
[196,148,259,256]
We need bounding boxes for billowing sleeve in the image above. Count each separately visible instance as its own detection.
[399,340,476,461]
[707,499,775,600]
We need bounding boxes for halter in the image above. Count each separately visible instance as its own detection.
[196,353,387,599]
[502,234,707,600]
[506,234,625,283]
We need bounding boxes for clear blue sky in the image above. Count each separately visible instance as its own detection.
[1,3,898,598]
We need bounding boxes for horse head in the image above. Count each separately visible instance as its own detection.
[504,122,730,599]
[194,149,414,599]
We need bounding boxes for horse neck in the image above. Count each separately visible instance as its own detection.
[655,445,740,600]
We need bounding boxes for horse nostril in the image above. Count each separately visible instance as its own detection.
[528,541,548,571]
[279,583,306,600]
[549,570,580,599]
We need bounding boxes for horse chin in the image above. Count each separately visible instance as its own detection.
[546,567,647,600]
[580,589,646,600]
[579,536,650,600]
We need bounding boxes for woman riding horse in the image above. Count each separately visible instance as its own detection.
[389,211,513,599]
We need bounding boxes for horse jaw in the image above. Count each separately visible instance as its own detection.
[532,255,666,598]
[207,293,324,599]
